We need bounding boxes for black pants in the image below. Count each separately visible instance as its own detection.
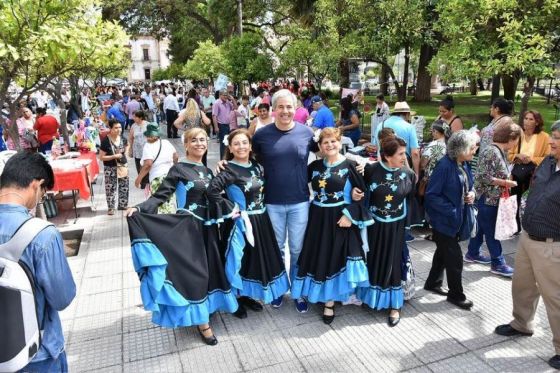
[218,123,230,160]
[425,229,466,301]
[512,170,533,231]
[166,109,178,138]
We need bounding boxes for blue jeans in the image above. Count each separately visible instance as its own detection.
[266,201,310,282]
[467,196,505,266]
[218,123,230,160]
[20,351,68,372]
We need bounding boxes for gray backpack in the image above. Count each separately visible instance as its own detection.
[0,218,53,372]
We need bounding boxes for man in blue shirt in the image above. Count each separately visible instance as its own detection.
[311,95,335,129]
[0,152,76,371]
[252,89,315,313]
[107,100,127,128]
[374,101,420,178]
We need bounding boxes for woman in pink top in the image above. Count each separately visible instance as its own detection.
[293,99,310,125]
[6,107,36,151]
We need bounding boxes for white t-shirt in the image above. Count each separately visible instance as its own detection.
[140,139,176,182]
[237,104,249,126]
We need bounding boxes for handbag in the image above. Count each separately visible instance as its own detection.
[511,140,536,181]
[495,188,518,240]
[457,165,478,241]
[42,194,58,218]
[110,140,128,179]
[511,162,535,181]
[23,129,39,148]
[402,256,416,301]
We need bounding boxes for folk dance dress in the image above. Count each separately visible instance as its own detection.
[291,159,374,303]
[127,161,238,328]
[207,161,290,303]
[356,162,415,310]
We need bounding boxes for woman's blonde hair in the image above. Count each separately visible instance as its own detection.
[183,127,208,155]
[318,127,342,144]
[184,98,199,118]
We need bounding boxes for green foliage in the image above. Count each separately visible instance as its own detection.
[431,0,560,80]
[183,40,229,82]
[0,0,129,96]
[222,33,274,84]
[152,63,187,81]
[0,0,129,148]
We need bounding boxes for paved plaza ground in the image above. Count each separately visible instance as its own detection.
[51,136,557,372]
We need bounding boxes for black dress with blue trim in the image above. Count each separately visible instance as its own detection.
[207,161,290,304]
[291,158,373,303]
[126,161,238,328]
[356,161,415,310]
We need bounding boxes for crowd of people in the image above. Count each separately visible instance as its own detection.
[1,82,560,371]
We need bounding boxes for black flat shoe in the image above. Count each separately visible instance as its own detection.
[388,309,400,327]
[197,326,218,346]
[424,285,448,296]
[240,296,263,312]
[494,324,533,337]
[548,355,560,369]
[447,297,473,310]
[322,304,335,325]
[233,303,247,319]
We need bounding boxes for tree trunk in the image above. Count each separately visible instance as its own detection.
[502,72,519,102]
[5,103,22,151]
[490,74,501,104]
[469,79,477,95]
[338,57,350,94]
[380,64,390,96]
[398,46,410,101]
[477,78,485,91]
[518,76,535,124]
[414,43,435,102]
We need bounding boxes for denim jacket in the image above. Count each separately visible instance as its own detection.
[0,204,76,362]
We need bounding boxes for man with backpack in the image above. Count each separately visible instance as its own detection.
[0,152,76,372]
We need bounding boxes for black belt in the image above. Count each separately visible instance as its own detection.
[528,234,560,243]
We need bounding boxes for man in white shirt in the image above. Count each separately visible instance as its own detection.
[135,124,178,189]
[163,89,180,139]
[141,86,156,122]
[200,87,216,137]
[237,95,250,128]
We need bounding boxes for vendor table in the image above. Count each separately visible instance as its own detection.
[50,156,98,221]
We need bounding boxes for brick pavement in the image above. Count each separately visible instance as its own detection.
[53,132,556,372]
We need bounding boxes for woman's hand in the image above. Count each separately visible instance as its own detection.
[337,215,352,228]
[355,163,366,175]
[503,179,518,188]
[114,153,123,160]
[464,191,475,205]
[215,160,228,174]
[125,207,138,217]
[351,187,364,201]
[134,176,142,189]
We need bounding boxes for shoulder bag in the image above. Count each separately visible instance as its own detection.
[511,138,536,181]
[110,139,128,179]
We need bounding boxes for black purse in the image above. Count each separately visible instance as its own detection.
[511,139,536,181]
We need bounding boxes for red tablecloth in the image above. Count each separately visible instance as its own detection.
[50,159,92,200]
[78,152,100,180]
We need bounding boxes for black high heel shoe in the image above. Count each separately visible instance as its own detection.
[197,326,218,346]
[322,304,335,325]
